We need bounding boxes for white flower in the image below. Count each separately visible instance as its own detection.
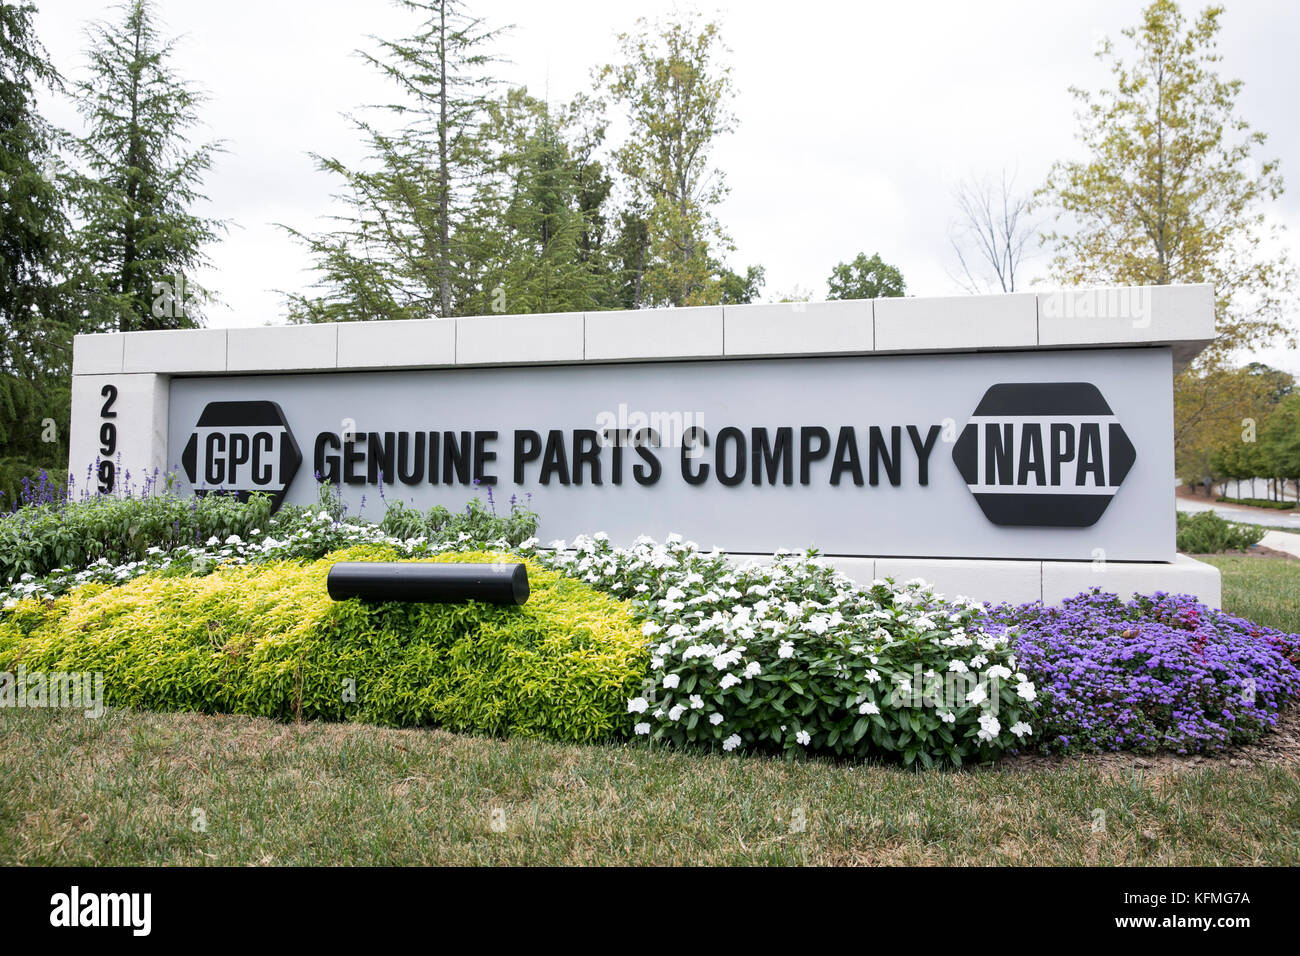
[966,683,988,706]
[977,713,1001,742]
[668,705,686,721]
[634,722,650,735]
[719,673,741,690]
[985,664,1012,680]
[723,734,742,752]
[662,674,680,689]
[863,669,881,684]
[777,640,794,659]
[744,661,762,679]
[1016,681,1037,702]
[709,713,724,726]
[689,694,704,710]
[642,621,662,636]
[947,660,969,673]
[796,730,811,746]
[939,711,956,724]
[858,701,880,715]
[1010,721,1032,738]
[627,697,649,714]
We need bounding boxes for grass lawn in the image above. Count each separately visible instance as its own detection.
[1201,554,1300,633]
[2,557,1298,867]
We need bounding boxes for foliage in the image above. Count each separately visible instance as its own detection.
[0,488,274,586]
[456,88,618,315]
[1175,510,1266,553]
[600,13,759,308]
[825,251,906,300]
[541,535,1034,766]
[1177,362,1294,490]
[1037,0,1296,366]
[0,480,538,605]
[983,590,1300,754]
[0,546,647,742]
[0,1,74,481]
[282,0,505,322]
[69,0,225,332]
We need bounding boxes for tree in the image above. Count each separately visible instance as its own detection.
[284,0,505,322]
[826,252,905,300]
[949,170,1034,293]
[456,89,617,316]
[70,0,225,333]
[1177,362,1293,494]
[0,0,74,502]
[1038,0,1295,365]
[601,14,757,308]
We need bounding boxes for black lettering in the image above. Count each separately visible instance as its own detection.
[205,433,225,485]
[514,430,541,484]
[314,432,341,485]
[343,436,366,485]
[443,431,472,485]
[397,432,425,484]
[752,427,793,486]
[869,425,901,486]
[367,431,395,485]
[831,426,864,486]
[907,424,941,486]
[799,426,831,485]
[474,431,498,485]
[715,427,746,486]
[632,429,661,485]
[571,429,601,486]
[539,429,570,485]
[682,426,709,484]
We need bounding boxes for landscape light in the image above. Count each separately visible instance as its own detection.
[326,561,529,605]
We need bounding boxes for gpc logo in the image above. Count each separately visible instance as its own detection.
[951,382,1136,527]
[180,401,302,511]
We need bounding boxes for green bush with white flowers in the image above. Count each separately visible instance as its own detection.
[541,534,1037,765]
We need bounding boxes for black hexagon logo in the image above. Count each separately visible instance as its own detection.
[951,382,1136,528]
[181,401,301,512]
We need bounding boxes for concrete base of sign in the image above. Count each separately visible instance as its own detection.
[724,552,1223,608]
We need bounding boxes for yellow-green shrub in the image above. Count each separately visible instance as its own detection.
[0,547,648,742]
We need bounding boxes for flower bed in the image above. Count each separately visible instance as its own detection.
[982,591,1300,754]
[3,486,1297,766]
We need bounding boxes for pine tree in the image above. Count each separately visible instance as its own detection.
[284,0,505,322]
[0,0,74,501]
[70,0,225,333]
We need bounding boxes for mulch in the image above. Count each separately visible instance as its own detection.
[996,706,1300,776]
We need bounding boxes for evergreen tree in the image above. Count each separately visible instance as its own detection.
[70,0,225,332]
[284,0,505,322]
[0,1,73,501]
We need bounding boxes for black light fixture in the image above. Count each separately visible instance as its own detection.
[326,561,529,605]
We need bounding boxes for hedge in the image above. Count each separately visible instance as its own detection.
[0,545,647,743]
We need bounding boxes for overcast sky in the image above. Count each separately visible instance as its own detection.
[30,0,1300,375]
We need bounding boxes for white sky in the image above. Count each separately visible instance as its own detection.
[30,0,1300,376]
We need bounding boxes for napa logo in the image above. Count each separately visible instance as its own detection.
[951,382,1136,528]
[180,401,302,511]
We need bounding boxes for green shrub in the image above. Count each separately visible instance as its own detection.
[1216,496,1298,511]
[0,491,273,585]
[1176,511,1267,553]
[0,546,647,743]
